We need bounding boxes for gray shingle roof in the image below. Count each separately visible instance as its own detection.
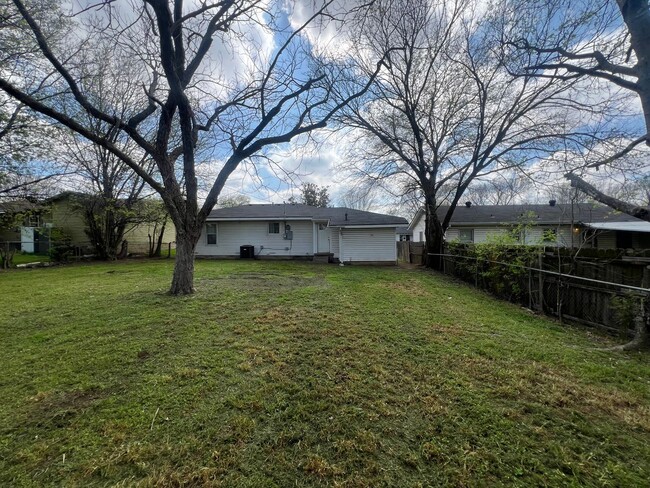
[436,203,646,225]
[207,204,407,227]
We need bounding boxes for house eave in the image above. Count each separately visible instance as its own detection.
[333,224,402,229]
[205,217,312,222]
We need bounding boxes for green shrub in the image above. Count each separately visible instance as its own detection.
[48,229,75,263]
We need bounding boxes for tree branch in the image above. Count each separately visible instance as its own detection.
[565,172,650,221]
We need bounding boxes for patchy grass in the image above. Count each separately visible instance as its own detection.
[1,260,649,487]
[11,252,50,266]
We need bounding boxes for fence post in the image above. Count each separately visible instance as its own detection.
[537,251,544,312]
[643,266,650,289]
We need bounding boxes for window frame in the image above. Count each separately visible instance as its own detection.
[459,228,474,244]
[268,222,280,234]
[206,222,218,245]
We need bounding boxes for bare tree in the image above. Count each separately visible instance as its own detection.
[0,0,68,198]
[505,0,650,222]
[503,0,650,349]
[342,0,591,269]
[288,182,330,207]
[59,42,164,260]
[338,184,379,211]
[463,172,534,205]
[0,0,386,294]
[217,193,250,208]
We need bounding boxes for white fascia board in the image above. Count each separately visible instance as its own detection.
[333,224,400,229]
[449,221,573,226]
[205,217,312,222]
[407,208,425,231]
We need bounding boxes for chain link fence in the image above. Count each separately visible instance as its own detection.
[435,247,650,338]
[1,239,176,266]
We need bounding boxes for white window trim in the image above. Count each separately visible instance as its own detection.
[206,222,218,245]
[268,222,281,234]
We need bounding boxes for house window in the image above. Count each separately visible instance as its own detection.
[268,222,280,234]
[206,223,217,245]
[459,228,474,243]
[24,214,40,227]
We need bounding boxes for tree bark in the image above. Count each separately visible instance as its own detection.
[154,222,165,257]
[170,230,199,295]
[565,173,650,221]
[607,294,650,351]
[424,197,445,270]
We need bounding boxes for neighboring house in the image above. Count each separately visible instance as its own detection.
[0,199,48,253]
[396,226,412,241]
[0,192,176,254]
[408,201,650,249]
[197,204,408,264]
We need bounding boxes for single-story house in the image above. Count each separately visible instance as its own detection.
[197,204,408,264]
[408,201,650,249]
[0,192,175,254]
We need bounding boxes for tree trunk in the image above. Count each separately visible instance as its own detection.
[154,222,165,257]
[608,294,650,351]
[424,198,445,270]
[170,231,199,295]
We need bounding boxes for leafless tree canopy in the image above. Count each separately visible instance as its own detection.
[0,0,386,293]
[340,0,600,268]
[504,0,650,222]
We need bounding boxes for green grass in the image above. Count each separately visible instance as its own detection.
[1,260,649,487]
[11,252,50,265]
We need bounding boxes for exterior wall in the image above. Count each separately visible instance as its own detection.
[196,220,314,258]
[595,231,617,249]
[411,214,426,242]
[48,199,88,245]
[0,227,19,243]
[330,228,340,258]
[339,227,396,263]
[124,220,176,253]
[47,198,176,252]
[445,224,579,247]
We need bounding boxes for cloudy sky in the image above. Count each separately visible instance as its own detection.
[42,1,650,215]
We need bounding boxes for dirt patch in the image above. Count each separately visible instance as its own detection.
[379,280,432,297]
[198,272,325,293]
[28,387,107,428]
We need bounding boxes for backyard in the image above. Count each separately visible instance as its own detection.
[1,259,649,487]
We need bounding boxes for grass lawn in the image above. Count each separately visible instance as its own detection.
[1,260,649,487]
[11,253,50,266]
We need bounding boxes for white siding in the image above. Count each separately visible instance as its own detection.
[411,214,426,242]
[196,220,314,257]
[445,228,459,241]
[330,228,340,258]
[445,224,577,247]
[340,228,396,263]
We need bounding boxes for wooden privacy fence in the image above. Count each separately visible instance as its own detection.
[397,241,425,265]
[437,245,650,337]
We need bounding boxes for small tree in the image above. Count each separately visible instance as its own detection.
[218,194,251,208]
[289,183,330,207]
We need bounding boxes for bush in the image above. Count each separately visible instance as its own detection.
[48,229,75,263]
